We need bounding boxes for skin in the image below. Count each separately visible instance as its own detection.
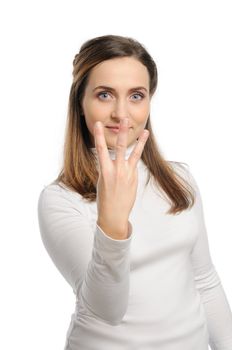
[93,116,149,239]
[80,56,151,239]
[81,56,152,149]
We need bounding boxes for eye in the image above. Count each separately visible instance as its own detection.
[131,93,144,100]
[97,91,110,100]
[97,91,145,101]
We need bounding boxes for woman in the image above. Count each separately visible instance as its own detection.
[37,35,232,349]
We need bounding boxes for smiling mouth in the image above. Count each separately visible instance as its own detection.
[106,127,120,133]
[106,127,120,130]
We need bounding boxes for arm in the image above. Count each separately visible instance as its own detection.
[181,165,232,350]
[37,183,133,326]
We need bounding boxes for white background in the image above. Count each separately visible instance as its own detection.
[0,0,231,349]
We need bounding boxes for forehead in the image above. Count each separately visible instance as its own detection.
[87,57,149,89]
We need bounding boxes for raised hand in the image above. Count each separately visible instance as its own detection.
[94,118,149,240]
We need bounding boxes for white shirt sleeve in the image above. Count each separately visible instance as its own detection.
[182,166,232,350]
[37,184,133,326]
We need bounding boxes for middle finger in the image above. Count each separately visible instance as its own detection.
[115,118,129,163]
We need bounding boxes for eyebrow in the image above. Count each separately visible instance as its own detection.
[93,85,148,93]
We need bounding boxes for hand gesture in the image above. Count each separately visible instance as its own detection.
[94,118,149,239]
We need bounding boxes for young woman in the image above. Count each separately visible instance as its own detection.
[37,35,232,349]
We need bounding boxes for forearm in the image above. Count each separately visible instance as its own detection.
[196,266,232,349]
[77,221,133,326]
[97,218,131,240]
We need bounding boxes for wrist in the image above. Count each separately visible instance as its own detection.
[97,219,129,240]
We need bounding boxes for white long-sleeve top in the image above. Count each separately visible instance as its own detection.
[37,142,232,350]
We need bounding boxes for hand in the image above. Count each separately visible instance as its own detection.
[94,118,149,240]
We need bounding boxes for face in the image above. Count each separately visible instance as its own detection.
[81,56,151,149]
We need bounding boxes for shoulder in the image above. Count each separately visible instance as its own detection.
[167,160,190,178]
[37,180,86,215]
[167,160,199,192]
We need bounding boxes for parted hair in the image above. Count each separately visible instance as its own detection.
[55,34,195,215]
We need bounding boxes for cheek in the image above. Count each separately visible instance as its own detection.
[85,100,109,121]
[132,101,149,116]
[83,104,106,136]
[133,110,149,125]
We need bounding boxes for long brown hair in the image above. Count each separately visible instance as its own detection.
[55,34,195,215]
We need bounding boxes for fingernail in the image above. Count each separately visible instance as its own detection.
[144,130,149,138]
[95,121,101,128]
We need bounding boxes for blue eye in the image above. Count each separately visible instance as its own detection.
[98,92,109,99]
[132,93,144,100]
[97,91,144,101]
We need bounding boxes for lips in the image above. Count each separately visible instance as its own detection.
[106,125,132,129]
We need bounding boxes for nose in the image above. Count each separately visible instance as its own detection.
[111,99,130,121]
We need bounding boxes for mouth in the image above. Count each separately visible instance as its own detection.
[106,126,120,129]
[106,127,120,133]
[106,126,132,130]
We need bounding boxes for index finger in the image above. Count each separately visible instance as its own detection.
[93,121,112,172]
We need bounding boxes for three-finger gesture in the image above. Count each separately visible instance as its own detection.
[94,118,149,239]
